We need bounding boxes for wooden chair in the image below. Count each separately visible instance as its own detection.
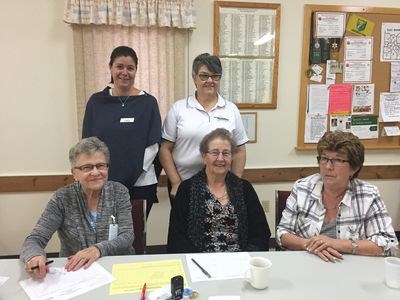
[130,199,147,254]
[275,190,291,250]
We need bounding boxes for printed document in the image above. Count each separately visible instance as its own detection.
[110,259,187,295]
[19,262,114,300]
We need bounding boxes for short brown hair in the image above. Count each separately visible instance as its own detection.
[317,131,364,178]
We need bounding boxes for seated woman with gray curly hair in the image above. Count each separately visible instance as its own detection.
[21,137,134,279]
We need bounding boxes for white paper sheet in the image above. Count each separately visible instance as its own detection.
[0,276,9,287]
[19,262,115,300]
[380,92,400,122]
[344,37,373,61]
[390,62,400,93]
[186,253,251,282]
[307,84,329,114]
[304,114,328,143]
[383,126,400,136]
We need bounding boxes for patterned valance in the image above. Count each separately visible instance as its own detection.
[64,0,196,29]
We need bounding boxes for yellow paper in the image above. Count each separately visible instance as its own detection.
[109,259,187,295]
[346,14,375,36]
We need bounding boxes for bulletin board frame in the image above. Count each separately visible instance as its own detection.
[213,1,280,109]
[297,5,400,150]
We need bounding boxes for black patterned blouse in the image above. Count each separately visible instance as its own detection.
[203,191,241,252]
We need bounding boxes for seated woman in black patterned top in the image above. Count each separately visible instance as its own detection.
[167,128,271,253]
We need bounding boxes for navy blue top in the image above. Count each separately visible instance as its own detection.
[82,86,161,188]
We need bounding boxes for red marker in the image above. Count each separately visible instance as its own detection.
[140,283,147,300]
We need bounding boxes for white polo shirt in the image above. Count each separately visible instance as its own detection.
[162,93,248,181]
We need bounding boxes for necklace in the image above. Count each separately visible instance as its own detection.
[322,190,344,210]
[207,184,227,200]
[214,190,227,200]
[118,96,130,107]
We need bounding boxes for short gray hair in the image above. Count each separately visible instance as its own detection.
[69,137,110,167]
[199,128,237,155]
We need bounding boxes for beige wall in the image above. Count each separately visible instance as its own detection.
[0,0,399,256]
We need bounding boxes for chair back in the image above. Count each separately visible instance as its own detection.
[275,190,291,226]
[275,190,291,250]
[130,199,147,254]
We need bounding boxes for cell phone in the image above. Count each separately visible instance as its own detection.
[170,275,184,300]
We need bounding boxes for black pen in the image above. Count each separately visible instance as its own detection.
[191,258,211,278]
[31,260,54,271]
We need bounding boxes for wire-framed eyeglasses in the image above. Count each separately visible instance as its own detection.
[207,150,232,158]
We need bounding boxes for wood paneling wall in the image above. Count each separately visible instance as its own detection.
[1,165,399,193]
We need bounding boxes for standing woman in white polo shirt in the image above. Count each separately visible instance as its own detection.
[160,53,248,200]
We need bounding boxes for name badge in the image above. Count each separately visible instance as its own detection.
[108,224,118,240]
[214,114,229,120]
[120,117,135,123]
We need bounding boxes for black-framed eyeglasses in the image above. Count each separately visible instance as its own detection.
[207,150,232,158]
[197,73,222,81]
[317,156,349,167]
[74,163,109,172]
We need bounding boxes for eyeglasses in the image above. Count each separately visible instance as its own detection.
[74,163,109,172]
[197,73,222,81]
[207,150,232,158]
[317,156,349,167]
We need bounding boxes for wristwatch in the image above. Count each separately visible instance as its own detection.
[350,238,358,255]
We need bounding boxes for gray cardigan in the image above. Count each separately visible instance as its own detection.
[20,181,134,263]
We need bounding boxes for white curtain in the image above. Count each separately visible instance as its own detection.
[72,25,188,134]
[65,0,195,134]
[64,0,196,29]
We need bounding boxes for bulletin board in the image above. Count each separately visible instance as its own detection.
[297,5,400,150]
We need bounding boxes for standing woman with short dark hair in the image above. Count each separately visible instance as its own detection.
[160,53,248,200]
[82,46,161,217]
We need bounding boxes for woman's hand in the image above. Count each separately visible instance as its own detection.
[65,246,100,272]
[170,182,181,199]
[304,236,343,262]
[24,255,48,279]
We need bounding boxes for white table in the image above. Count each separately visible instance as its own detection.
[1,251,399,300]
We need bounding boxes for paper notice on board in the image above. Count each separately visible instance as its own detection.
[352,84,374,114]
[382,126,400,136]
[381,23,400,61]
[351,115,378,139]
[343,60,372,83]
[390,62,400,93]
[305,114,327,143]
[315,12,346,38]
[307,84,329,114]
[379,92,400,122]
[330,115,351,132]
[344,36,373,60]
[328,84,352,114]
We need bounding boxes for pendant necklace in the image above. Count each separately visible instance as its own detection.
[118,96,130,107]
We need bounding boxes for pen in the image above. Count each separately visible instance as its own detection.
[140,283,146,300]
[30,260,54,271]
[191,258,211,278]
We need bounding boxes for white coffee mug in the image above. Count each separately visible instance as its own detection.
[246,257,272,289]
[385,257,400,289]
